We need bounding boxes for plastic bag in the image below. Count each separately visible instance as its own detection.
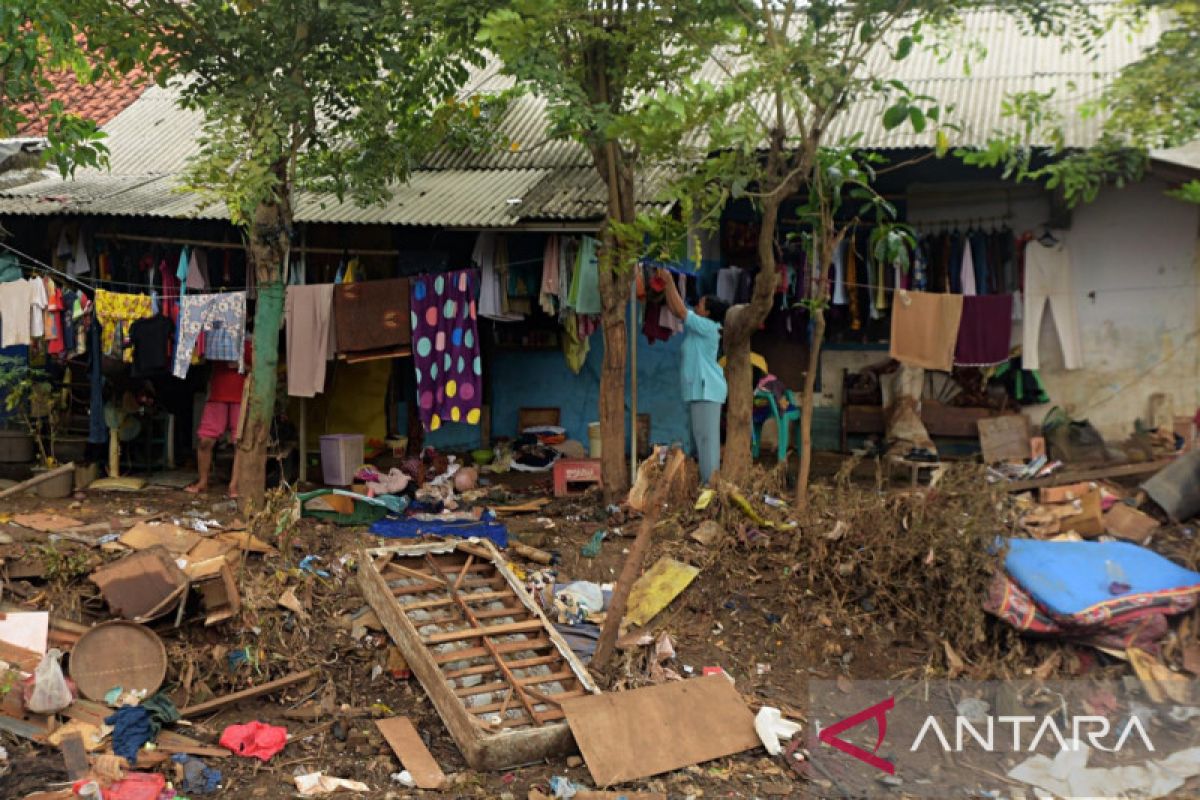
[27,648,72,714]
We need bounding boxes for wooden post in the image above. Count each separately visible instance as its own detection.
[592,448,686,669]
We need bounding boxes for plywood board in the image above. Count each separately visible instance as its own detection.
[976,415,1031,464]
[562,675,759,787]
[376,716,445,789]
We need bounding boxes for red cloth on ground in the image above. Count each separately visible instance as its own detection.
[219,720,288,761]
[101,772,166,800]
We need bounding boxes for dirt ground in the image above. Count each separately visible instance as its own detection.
[0,454,1198,799]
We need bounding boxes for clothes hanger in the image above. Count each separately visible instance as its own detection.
[1037,225,1059,246]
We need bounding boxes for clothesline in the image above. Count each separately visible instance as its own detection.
[0,239,92,292]
[811,276,1200,298]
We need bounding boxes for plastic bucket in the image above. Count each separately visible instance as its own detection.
[319,434,364,486]
[587,422,601,459]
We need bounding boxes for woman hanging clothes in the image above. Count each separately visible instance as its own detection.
[656,268,729,486]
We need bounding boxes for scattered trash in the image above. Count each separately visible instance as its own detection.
[219,721,288,761]
[549,775,580,798]
[624,558,700,629]
[1008,744,1200,798]
[580,530,607,558]
[172,753,221,794]
[294,772,371,795]
[26,648,73,714]
[754,706,802,756]
[689,520,723,546]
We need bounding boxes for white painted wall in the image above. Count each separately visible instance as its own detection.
[825,177,1200,440]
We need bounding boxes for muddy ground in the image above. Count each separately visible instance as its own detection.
[0,455,1197,799]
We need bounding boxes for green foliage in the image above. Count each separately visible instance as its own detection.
[0,0,162,175]
[108,0,499,227]
[0,356,61,466]
[964,1,1200,206]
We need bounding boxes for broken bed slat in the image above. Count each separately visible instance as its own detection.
[421,618,546,645]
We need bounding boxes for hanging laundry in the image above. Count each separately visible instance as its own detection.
[557,237,576,315]
[172,292,247,378]
[660,274,686,335]
[27,277,47,339]
[186,248,210,291]
[831,239,848,305]
[68,232,91,276]
[333,278,410,359]
[42,279,64,356]
[566,236,602,316]
[0,279,39,347]
[959,236,977,296]
[954,294,1014,367]
[1023,237,1083,370]
[561,310,590,374]
[889,290,964,372]
[715,265,742,305]
[130,315,175,378]
[409,269,482,432]
[286,284,335,397]
[538,235,560,316]
[475,232,522,321]
[0,252,21,283]
[94,289,153,361]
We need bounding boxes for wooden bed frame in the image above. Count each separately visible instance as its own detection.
[357,539,598,770]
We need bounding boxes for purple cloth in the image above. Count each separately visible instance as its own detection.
[410,269,482,431]
[954,294,1013,367]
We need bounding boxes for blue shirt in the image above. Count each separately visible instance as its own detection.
[680,310,727,403]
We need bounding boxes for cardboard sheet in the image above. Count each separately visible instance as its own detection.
[12,513,83,533]
[562,675,759,786]
[120,522,201,555]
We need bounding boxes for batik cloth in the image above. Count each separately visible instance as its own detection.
[94,289,153,361]
[172,292,247,378]
[409,269,482,432]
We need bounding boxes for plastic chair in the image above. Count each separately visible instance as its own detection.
[751,387,801,463]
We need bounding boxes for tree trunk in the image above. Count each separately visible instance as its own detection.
[795,308,825,509]
[593,142,636,498]
[721,193,785,484]
[236,197,289,511]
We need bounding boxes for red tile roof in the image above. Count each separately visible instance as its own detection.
[15,68,149,137]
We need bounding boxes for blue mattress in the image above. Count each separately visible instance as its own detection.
[1002,538,1200,617]
[368,516,508,548]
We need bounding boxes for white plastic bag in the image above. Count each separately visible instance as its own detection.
[27,648,72,714]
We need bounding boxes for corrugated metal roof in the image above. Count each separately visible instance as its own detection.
[0,6,1166,225]
[0,168,557,227]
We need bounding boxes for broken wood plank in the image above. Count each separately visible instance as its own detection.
[507,541,553,564]
[59,731,89,780]
[179,669,316,717]
[376,717,446,790]
[0,712,47,741]
[1005,459,1174,492]
[593,448,687,668]
[421,619,545,645]
[519,670,577,686]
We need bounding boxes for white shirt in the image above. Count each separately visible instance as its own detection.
[0,279,37,347]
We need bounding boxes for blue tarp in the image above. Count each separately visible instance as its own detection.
[1002,538,1200,617]
[369,515,508,548]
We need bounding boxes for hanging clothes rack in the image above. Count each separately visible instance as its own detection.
[0,239,93,292]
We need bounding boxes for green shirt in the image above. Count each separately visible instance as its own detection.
[680,310,726,403]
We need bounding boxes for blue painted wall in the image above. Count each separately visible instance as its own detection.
[426,330,692,454]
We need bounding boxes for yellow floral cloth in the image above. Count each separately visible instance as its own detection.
[94,289,153,362]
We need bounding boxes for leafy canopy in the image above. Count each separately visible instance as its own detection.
[93,0,500,225]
